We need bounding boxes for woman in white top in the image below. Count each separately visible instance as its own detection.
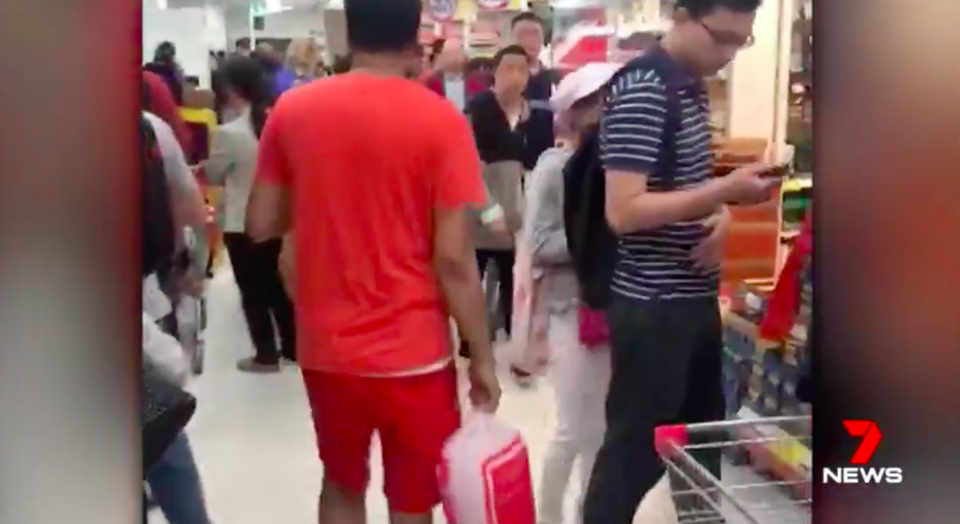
[206,56,296,373]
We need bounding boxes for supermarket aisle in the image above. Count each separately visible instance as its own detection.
[153,262,756,524]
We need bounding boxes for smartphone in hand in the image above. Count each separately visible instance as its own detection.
[758,164,790,179]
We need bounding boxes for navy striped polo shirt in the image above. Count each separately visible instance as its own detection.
[600,48,719,301]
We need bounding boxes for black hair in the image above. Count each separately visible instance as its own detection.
[220,56,273,138]
[235,37,251,51]
[429,38,446,65]
[143,62,184,105]
[511,11,543,28]
[154,41,176,64]
[345,0,420,53]
[676,0,762,18]
[492,45,529,68]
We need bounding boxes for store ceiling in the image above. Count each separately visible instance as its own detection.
[161,0,325,8]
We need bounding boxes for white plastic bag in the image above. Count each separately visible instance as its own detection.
[438,414,535,524]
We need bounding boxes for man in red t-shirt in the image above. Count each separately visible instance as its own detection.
[245,0,501,520]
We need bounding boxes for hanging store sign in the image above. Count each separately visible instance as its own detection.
[426,0,457,21]
[476,0,511,10]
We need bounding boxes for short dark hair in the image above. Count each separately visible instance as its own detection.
[429,38,446,64]
[511,11,543,28]
[235,37,251,50]
[345,0,421,53]
[676,0,762,18]
[492,45,529,67]
[155,41,176,60]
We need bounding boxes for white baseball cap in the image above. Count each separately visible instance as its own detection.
[549,62,624,113]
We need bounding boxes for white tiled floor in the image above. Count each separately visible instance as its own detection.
[155,265,802,524]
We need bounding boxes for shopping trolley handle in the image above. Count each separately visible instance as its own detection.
[654,424,690,457]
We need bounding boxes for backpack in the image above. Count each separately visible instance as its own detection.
[562,52,685,309]
[141,115,176,280]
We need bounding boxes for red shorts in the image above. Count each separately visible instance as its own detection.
[302,366,461,513]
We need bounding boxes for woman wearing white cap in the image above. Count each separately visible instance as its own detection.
[526,62,623,524]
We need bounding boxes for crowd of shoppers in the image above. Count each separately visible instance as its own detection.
[139,0,789,523]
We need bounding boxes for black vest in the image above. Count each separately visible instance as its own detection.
[140,116,176,280]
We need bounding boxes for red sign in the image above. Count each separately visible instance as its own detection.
[844,419,883,464]
[425,0,457,21]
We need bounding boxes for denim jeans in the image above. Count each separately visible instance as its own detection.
[145,432,213,524]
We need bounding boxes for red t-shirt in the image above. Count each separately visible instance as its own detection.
[255,73,485,375]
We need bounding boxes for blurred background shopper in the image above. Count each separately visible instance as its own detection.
[464,45,531,384]
[424,38,488,112]
[205,55,296,373]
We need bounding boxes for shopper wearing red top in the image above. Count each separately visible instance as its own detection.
[245,0,501,521]
[142,70,192,158]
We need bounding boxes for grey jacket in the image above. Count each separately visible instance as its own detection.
[523,147,579,312]
[204,108,260,233]
[473,160,524,251]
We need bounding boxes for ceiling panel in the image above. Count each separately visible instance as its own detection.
[161,0,327,9]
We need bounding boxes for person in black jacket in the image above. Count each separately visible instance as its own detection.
[465,45,545,385]
[510,11,557,170]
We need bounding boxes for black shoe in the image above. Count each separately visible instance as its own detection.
[236,356,281,373]
[511,366,533,388]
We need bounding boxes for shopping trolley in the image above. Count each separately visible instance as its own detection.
[654,415,812,524]
[178,222,211,376]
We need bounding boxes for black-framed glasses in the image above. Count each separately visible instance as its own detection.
[700,22,755,49]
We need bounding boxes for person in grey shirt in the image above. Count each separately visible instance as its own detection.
[205,56,296,373]
[526,63,621,524]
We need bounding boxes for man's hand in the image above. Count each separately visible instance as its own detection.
[692,206,732,271]
[467,356,501,413]
[721,162,784,205]
[487,215,514,244]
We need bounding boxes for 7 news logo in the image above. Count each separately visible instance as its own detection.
[822,420,903,484]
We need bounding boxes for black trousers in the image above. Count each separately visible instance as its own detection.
[582,295,725,524]
[476,249,515,336]
[223,233,296,364]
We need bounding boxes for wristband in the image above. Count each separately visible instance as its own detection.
[481,205,504,225]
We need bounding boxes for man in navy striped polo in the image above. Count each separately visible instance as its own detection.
[582,1,783,522]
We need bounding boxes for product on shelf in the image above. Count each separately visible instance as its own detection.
[711,137,767,177]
